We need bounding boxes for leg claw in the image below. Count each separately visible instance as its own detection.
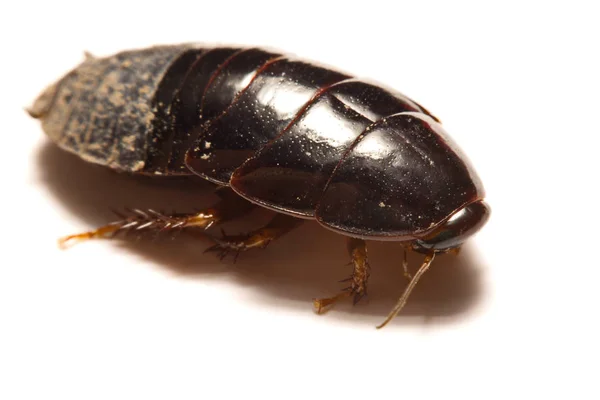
[313,294,347,314]
[313,284,367,314]
[204,241,242,263]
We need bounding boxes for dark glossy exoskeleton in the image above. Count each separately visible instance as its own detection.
[29,44,490,328]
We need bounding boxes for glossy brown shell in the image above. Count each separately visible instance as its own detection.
[30,44,485,240]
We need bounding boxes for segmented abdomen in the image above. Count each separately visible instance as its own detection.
[33,44,482,237]
[31,44,434,174]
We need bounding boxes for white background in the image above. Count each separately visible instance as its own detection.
[1,1,599,399]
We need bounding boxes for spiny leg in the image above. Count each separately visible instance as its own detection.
[205,213,304,260]
[376,251,436,329]
[58,187,255,248]
[313,237,371,313]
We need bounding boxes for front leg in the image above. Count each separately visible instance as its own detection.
[313,237,371,313]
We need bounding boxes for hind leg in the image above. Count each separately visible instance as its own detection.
[313,237,371,313]
[58,188,255,248]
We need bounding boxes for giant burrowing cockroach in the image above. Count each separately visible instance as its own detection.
[29,44,490,328]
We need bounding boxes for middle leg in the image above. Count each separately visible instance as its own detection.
[205,213,304,260]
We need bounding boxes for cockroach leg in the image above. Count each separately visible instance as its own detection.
[402,246,412,280]
[376,252,436,329]
[58,188,255,248]
[313,237,371,314]
[204,213,303,260]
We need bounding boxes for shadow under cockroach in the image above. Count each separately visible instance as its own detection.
[36,142,487,327]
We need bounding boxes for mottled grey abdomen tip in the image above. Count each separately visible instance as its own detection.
[30,44,199,172]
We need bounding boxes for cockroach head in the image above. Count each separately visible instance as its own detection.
[411,200,490,254]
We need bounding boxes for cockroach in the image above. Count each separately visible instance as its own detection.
[28,44,490,328]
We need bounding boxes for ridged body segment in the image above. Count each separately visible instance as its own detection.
[185,58,351,183]
[316,112,483,238]
[229,80,440,217]
[165,47,244,173]
[31,44,484,238]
